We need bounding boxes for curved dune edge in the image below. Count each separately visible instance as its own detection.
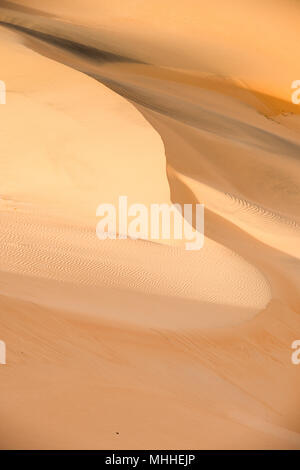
[0,26,170,214]
[0,0,299,451]
[2,0,300,103]
[0,26,271,316]
[0,210,271,327]
[174,171,300,260]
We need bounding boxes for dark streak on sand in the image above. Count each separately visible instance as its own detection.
[1,19,299,162]
[0,20,146,64]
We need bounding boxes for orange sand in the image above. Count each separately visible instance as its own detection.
[0,0,299,449]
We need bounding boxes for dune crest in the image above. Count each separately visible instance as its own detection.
[0,0,299,450]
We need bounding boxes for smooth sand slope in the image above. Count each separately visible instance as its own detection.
[0,0,300,449]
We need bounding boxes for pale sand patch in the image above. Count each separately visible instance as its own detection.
[0,0,299,450]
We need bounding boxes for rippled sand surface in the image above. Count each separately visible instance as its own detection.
[0,0,300,449]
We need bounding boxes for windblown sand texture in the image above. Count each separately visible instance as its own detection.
[0,0,300,449]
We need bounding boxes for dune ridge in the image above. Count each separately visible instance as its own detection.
[0,0,299,449]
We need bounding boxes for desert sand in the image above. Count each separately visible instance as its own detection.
[0,0,299,449]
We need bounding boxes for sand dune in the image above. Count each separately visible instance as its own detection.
[0,0,299,449]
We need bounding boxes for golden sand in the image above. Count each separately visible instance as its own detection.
[0,0,299,449]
